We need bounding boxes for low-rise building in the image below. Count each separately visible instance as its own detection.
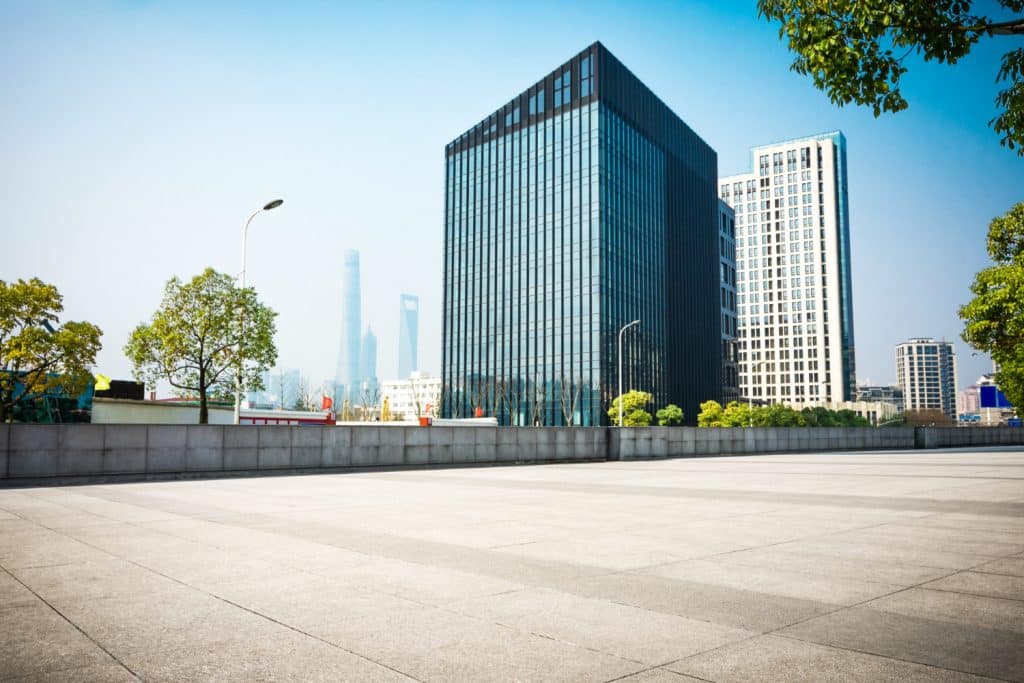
[381,373,442,420]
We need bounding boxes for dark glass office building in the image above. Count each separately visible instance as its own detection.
[442,42,720,425]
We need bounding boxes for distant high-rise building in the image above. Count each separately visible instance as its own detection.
[718,200,739,405]
[335,249,362,404]
[895,338,957,420]
[442,42,721,425]
[719,132,856,407]
[359,326,379,399]
[398,294,419,379]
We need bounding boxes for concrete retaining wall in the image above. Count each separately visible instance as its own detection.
[1,424,1021,482]
[612,426,918,459]
[914,426,1024,450]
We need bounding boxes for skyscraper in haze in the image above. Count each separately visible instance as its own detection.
[398,294,419,379]
[335,249,362,404]
[359,326,378,398]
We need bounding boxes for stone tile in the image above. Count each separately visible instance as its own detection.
[779,606,1024,681]
[56,587,277,659]
[121,629,415,682]
[0,568,39,608]
[452,587,756,665]
[922,570,1024,601]
[10,663,139,682]
[865,587,1024,634]
[616,669,706,682]
[0,603,112,679]
[12,559,178,604]
[974,557,1024,577]
[710,546,951,586]
[574,571,835,632]
[317,602,642,682]
[669,634,1000,683]
[641,558,902,605]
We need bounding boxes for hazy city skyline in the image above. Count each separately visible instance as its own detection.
[3,1,1021,393]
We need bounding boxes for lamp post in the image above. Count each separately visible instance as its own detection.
[617,320,641,427]
[749,359,767,427]
[234,199,284,425]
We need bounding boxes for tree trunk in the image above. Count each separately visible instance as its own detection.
[198,366,208,424]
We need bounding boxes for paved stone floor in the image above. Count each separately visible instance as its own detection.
[1,447,1023,682]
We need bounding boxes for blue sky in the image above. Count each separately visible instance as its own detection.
[2,0,1022,392]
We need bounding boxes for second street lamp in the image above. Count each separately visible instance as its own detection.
[234,199,284,425]
[617,319,641,427]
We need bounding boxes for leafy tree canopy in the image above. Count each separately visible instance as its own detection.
[656,403,684,426]
[608,390,653,426]
[124,268,277,424]
[758,0,1024,153]
[0,278,102,422]
[697,400,870,427]
[960,202,1024,408]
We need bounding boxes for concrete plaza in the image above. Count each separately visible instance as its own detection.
[1,448,1023,682]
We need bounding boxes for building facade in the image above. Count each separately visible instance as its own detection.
[856,384,905,413]
[718,200,739,404]
[895,338,957,420]
[719,132,856,408]
[442,42,720,425]
[335,249,362,404]
[398,294,419,379]
[382,373,442,421]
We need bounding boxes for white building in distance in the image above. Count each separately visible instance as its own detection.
[381,372,442,420]
[895,338,958,420]
[719,132,856,407]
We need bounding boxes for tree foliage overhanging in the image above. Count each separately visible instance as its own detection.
[124,268,277,424]
[0,278,103,423]
[960,202,1024,409]
[697,400,871,427]
[758,0,1024,154]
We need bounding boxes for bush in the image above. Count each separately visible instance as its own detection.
[608,390,653,426]
[656,404,684,426]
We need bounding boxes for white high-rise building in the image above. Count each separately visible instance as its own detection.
[895,338,958,420]
[719,132,856,407]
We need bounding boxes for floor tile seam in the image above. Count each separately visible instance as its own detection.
[691,519,899,563]
[0,565,141,681]
[601,663,714,683]
[491,618,653,669]
[968,568,1024,579]
[12,490,131,527]
[380,474,1024,518]
[210,595,423,682]
[46,516,424,679]
[0,660,121,683]
[682,552,933,589]
[914,585,1024,604]
[769,632,1016,682]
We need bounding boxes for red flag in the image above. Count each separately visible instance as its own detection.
[321,395,333,411]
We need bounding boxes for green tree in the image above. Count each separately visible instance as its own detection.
[608,390,653,426]
[697,400,726,427]
[656,403,684,426]
[960,202,1024,408]
[0,278,103,423]
[758,0,1024,153]
[697,400,753,427]
[124,268,277,424]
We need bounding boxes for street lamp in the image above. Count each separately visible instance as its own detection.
[617,320,641,427]
[234,199,284,425]
[749,359,767,427]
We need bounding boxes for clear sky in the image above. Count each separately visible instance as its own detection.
[3,0,1022,393]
